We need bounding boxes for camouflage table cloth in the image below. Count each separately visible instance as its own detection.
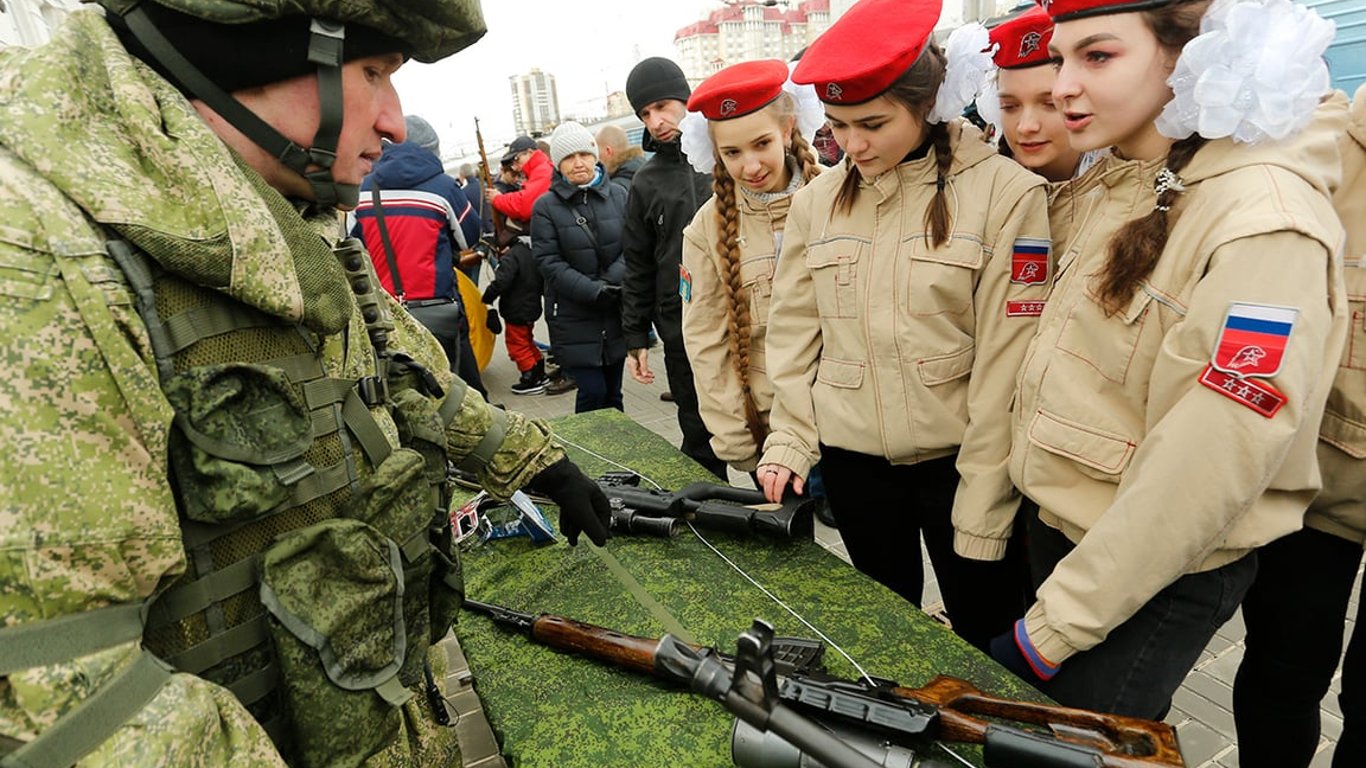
[456,409,1043,767]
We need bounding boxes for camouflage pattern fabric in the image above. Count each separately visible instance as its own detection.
[457,410,1046,768]
[0,10,560,764]
[95,0,488,62]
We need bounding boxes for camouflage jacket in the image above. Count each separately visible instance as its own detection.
[0,10,560,764]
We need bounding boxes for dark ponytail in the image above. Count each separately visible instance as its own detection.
[1095,0,1212,314]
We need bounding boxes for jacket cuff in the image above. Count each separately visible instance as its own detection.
[1011,619,1061,681]
[728,454,759,473]
[954,530,1009,561]
[624,332,651,350]
[1022,604,1079,668]
[758,444,813,482]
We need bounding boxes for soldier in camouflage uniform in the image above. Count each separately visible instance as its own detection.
[0,1,611,765]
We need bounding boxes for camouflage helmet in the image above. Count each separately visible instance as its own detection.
[95,0,487,62]
[96,0,485,208]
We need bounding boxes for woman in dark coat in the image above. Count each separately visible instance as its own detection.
[531,122,629,412]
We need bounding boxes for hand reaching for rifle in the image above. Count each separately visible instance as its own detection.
[757,463,804,504]
[528,458,612,547]
[626,348,654,385]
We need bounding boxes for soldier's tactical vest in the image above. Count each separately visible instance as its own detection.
[96,229,498,767]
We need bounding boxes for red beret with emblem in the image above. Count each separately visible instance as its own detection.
[792,0,944,105]
[1037,0,1183,23]
[687,59,790,120]
[991,6,1054,69]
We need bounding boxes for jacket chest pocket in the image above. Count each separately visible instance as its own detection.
[804,238,864,319]
[907,237,983,317]
[1344,292,1366,371]
[740,255,776,326]
[1055,281,1155,385]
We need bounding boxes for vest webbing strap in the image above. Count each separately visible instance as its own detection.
[457,405,507,474]
[146,555,259,630]
[226,662,280,709]
[439,376,467,427]
[0,651,172,768]
[303,377,355,410]
[437,631,508,768]
[0,603,145,675]
[311,406,342,439]
[166,615,269,675]
[161,302,276,354]
[268,352,327,384]
[341,388,394,466]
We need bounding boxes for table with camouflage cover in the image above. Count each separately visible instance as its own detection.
[456,409,1042,767]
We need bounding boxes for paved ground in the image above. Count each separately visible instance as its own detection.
[474,312,1359,768]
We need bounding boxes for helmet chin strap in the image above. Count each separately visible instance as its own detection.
[117,3,357,208]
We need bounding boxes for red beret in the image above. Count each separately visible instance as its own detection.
[687,60,790,120]
[991,6,1054,69]
[792,0,943,105]
[1038,0,1183,23]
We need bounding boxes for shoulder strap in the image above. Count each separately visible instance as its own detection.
[572,198,612,274]
[370,186,406,302]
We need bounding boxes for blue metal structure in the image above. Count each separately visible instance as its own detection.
[1307,0,1366,94]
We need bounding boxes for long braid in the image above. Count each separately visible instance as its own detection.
[1096,135,1206,314]
[711,160,767,452]
[925,121,954,248]
[790,130,821,185]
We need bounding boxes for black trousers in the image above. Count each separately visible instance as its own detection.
[818,447,1029,651]
[564,360,625,414]
[1025,505,1255,719]
[1234,526,1365,768]
[407,299,487,399]
[658,320,726,479]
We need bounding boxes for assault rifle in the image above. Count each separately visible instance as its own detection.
[596,472,815,539]
[464,601,1187,768]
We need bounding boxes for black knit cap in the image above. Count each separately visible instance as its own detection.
[108,3,407,94]
[625,57,691,116]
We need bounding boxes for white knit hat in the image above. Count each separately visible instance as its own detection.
[549,121,598,167]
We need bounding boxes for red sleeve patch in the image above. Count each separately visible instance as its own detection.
[1198,366,1287,418]
[1006,300,1046,317]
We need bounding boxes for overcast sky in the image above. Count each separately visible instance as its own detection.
[393,0,726,161]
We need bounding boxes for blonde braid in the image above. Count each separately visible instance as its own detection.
[790,131,821,185]
[711,159,767,452]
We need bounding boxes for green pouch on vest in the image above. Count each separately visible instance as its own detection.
[163,362,314,523]
[386,382,464,643]
[259,517,411,768]
[354,447,437,686]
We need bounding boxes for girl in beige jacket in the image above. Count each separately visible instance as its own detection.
[981,0,1349,722]
[678,60,823,473]
[756,0,1051,649]
[1232,83,1366,768]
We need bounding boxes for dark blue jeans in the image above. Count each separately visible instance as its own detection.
[819,447,1031,651]
[564,360,624,414]
[1234,526,1365,768]
[1026,505,1255,719]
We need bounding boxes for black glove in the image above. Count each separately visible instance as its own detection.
[485,307,503,334]
[595,284,622,309]
[528,458,612,547]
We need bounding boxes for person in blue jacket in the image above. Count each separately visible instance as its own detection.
[352,115,487,397]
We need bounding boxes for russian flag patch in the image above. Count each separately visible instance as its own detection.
[1010,238,1051,285]
[1211,303,1297,378]
[1199,302,1297,418]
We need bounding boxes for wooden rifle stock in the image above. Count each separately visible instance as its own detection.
[464,601,1186,768]
[899,677,1185,768]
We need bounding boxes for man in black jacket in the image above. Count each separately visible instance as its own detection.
[619,57,726,478]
